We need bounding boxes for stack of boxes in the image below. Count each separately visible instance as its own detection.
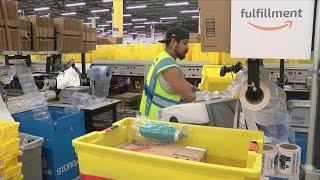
[82,25,97,52]
[0,121,22,179]
[97,36,123,45]
[55,17,83,52]
[19,17,32,51]
[0,0,21,51]
[0,0,98,52]
[27,15,55,51]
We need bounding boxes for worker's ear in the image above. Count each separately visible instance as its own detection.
[170,38,178,47]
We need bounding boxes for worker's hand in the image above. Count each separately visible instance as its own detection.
[194,91,221,102]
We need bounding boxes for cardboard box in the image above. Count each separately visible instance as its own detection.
[118,140,207,162]
[189,33,201,43]
[54,17,83,52]
[20,18,32,51]
[0,27,5,50]
[27,15,54,51]
[82,25,97,52]
[0,2,3,26]
[199,0,231,52]
[10,28,21,51]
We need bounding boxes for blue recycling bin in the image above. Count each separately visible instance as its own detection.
[13,107,85,180]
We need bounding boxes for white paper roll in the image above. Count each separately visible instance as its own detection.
[276,143,301,175]
[239,81,271,111]
[262,144,277,176]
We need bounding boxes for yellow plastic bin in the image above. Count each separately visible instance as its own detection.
[0,153,19,171]
[198,65,235,92]
[0,163,22,180]
[0,121,19,144]
[73,118,263,180]
[0,139,20,160]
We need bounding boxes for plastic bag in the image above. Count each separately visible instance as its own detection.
[130,118,188,143]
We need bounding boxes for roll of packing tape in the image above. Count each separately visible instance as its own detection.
[262,144,277,176]
[239,81,270,111]
[276,143,301,175]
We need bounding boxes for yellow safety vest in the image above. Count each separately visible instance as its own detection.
[139,51,182,120]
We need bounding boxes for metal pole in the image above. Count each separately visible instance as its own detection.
[279,59,285,88]
[305,0,320,170]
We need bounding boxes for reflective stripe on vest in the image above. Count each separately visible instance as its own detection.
[144,57,181,116]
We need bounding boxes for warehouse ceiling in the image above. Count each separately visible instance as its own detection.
[17,0,199,36]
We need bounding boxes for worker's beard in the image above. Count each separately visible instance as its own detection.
[174,47,187,60]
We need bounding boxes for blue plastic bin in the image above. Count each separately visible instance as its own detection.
[13,107,85,180]
[295,132,308,165]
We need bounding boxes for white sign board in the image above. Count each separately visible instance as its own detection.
[231,0,315,59]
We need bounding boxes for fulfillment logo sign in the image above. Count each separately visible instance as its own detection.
[241,8,303,31]
[231,1,315,59]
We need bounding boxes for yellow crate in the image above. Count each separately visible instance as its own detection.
[0,121,19,144]
[0,163,22,180]
[198,65,235,92]
[0,139,19,160]
[73,118,264,180]
[0,153,18,171]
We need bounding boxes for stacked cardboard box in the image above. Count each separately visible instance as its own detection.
[19,17,32,51]
[27,15,54,51]
[189,33,201,43]
[0,0,21,51]
[198,0,231,52]
[55,17,83,52]
[82,25,97,52]
[97,36,123,45]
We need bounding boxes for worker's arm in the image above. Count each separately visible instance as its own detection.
[161,67,196,102]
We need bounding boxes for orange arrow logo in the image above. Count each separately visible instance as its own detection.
[248,21,293,31]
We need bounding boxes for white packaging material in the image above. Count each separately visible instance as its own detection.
[276,143,301,175]
[262,144,277,176]
[0,94,14,121]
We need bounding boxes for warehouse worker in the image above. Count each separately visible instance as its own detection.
[139,26,197,120]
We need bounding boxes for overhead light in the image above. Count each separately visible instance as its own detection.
[124,23,132,26]
[65,2,86,7]
[34,7,50,11]
[131,18,147,22]
[61,12,76,16]
[40,14,49,17]
[84,22,91,25]
[144,21,158,25]
[87,17,100,20]
[98,24,110,27]
[91,9,109,13]
[165,2,189,6]
[138,34,146,36]
[160,17,177,20]
[18,9,22,13]
[134,26,145,29]
[192,16,199,19]
[123,14,131,17]
[129,32,138,35]
[97,28,105,31]
[181,10,199,13]
[126,5,147,9]
[102,0,113,2]
[106,20,112,23]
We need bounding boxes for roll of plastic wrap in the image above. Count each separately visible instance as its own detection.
[276,143,301,175]
[262,144,277,176]
[239,81,271,111]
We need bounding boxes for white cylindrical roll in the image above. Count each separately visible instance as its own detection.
[276,143,301,175]
[262,144,277,176]
[239,81,271,111]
